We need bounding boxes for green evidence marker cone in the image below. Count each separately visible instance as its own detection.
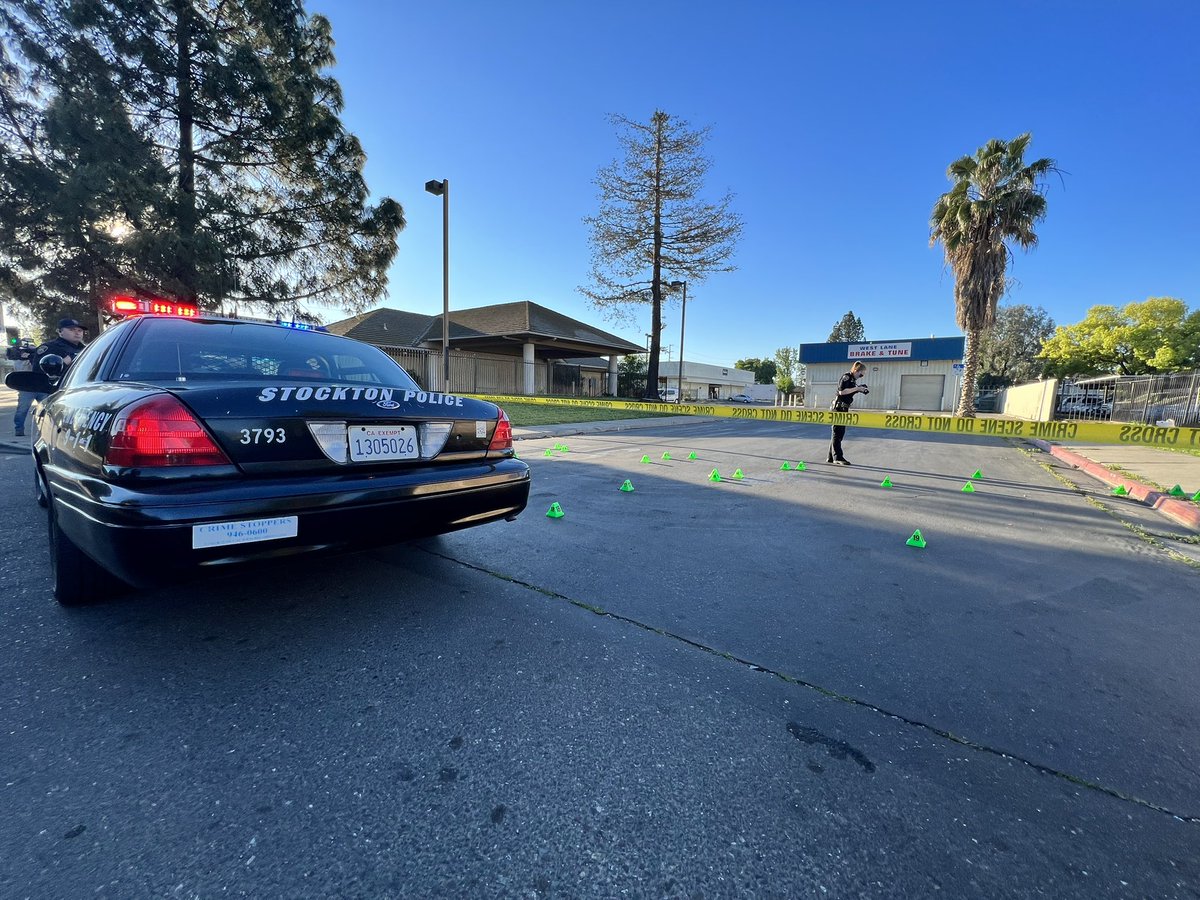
[546,502,565,518]
[544,448,554,457]
[961,481,975,493]
[661,451,671,460]
[619,479,635,492]
[557,443,569,453]
[1192,490,1200,502]
[732,468,745,480]
[1111,485,1129,496]
[880,476,893,488]
[640,454,651,463]
[688,451,698,460]
[971,469,983,480]
[709,468,722,482]
[906,529,927,549]
[794,461,806,471]
[780,461,792,471]
[1168,484,1185,497]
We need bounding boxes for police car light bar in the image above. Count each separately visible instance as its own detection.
[109,296,199,318]
[274,319,327,332]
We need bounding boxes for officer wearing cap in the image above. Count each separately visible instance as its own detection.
[13,319,85,437]
[33,318,87,373]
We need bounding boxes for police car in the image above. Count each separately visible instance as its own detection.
[5,300,530,605]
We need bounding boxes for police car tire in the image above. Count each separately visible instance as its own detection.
[34,466,47,509]
[47,498,120,606]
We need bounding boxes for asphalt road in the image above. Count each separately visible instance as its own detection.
[2,420,1198,899]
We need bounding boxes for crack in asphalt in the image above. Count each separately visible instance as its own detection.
[422,544,1200,826]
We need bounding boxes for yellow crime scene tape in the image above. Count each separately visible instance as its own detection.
[474,394,1200,449]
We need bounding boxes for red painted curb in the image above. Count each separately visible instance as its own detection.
[1030,440,1200,531]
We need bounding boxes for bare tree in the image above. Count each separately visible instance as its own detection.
[580,110,742,399]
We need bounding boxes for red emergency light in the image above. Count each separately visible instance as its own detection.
[108,296,200,318]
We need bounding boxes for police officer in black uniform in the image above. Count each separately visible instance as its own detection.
[13,318,84,437]
[827,360,869,465]
[33,318,87,372]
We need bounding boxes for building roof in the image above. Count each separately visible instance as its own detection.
[324,308,437,346]
[326,301,643,357]
[799,336,965,364]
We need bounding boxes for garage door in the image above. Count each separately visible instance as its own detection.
[898,374,945,410]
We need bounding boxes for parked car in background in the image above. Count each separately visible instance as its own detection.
[1058,395,1111,418]
[7,307,530,605]
[658,387,680,402]
[729,393,755,403]
[973,391,1000,412]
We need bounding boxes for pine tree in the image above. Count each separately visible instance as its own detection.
[827,311,865,342]
[580,110,742,399]
[0,0,403,329]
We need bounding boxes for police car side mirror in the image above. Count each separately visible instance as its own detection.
[4,369,54,394]
[39,353,65,379]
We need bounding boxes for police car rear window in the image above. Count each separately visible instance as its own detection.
[112,318,419,389]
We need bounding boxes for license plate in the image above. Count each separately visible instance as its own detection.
[348,424,418,462]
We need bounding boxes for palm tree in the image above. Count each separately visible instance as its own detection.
[930,134,1058,416]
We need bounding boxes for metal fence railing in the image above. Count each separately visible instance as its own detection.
[377,346,623,398]
[1110,371,1200,426]
[1057,371,1200,426]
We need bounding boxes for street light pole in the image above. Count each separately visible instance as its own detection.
[425,178,450,389]
[669,280,687,401]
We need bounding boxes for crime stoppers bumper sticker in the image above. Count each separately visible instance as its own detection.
[192,516,298,549]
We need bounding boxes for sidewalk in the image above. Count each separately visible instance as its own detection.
[3,388,1195,531]
[1029,440,1200,531]
[0,389,33,454]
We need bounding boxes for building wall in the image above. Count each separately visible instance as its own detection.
[805,360,963,411]
[998,378,1058,420]
[800,337,966,411]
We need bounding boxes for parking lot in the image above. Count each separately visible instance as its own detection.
[2,418,1198,898]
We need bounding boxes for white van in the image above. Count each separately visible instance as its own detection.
[658,387,680,403]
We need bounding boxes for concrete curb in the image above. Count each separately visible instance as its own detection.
[1031,439,1200,532]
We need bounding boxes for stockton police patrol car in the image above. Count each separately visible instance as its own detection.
[5,299,530,605]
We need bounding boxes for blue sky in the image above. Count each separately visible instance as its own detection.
[308,0,1198,367]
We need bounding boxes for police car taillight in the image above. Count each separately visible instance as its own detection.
[106,395,231,467]
[487,407,513,451]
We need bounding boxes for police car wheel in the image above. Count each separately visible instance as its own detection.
[46,497,121,606]
[34,466,47,509]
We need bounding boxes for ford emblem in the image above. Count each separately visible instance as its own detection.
[376,399,401,410]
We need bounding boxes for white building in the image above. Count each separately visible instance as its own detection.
[799,337,966,411]
[657,361,755,402]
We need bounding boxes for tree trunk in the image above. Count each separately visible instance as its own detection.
[957,327,979,416]
[174,0,198,303]
[643,112,667,400]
